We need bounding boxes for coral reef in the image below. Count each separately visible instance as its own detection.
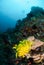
[0,7,44,65]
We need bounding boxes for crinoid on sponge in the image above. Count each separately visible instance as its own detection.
[13,40,33,58]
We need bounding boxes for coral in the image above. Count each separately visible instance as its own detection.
[0,7,44,65]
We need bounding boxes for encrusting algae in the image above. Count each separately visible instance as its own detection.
[13,40,33,58]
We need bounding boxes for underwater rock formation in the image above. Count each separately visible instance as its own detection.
[0,7,44,65]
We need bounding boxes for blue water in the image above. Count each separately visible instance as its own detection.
[0,0,44,32]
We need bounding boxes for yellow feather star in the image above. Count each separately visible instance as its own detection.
[13,40,33,58]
